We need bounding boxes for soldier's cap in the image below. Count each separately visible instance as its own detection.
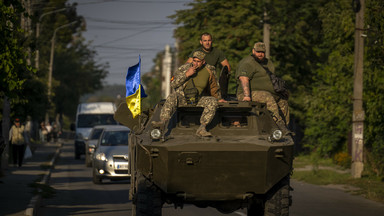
[192,51,205,60]
[254,42,266,52]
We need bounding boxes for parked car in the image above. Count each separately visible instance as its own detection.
[85,125,106,167]
[92,125,130,184]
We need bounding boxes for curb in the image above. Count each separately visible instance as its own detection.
[25,143,63,216]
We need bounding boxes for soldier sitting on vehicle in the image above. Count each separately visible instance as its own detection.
[152,51,226,137]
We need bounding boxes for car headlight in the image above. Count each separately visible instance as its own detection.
[269,129,283,141]
[96,153,108,161]
[150,129,162,140]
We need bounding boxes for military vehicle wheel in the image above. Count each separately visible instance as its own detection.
[134,174,162,216]
[92,169,102,184]
[247,176,290,216]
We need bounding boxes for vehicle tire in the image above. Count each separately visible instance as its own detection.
[247,176,291,216]
[265,176,291,216]
[92,169,102,184]
[134,174,162,216]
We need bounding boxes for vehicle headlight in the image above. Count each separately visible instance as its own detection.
[96,153,108,161]
[271,129,283,141]
[150,129,162,140]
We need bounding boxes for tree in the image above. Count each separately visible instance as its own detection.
[0,0,35,175]
[363,0,384,175]
[0,0,34,101]
[33,0,109,121]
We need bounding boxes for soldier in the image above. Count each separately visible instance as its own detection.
[186,32,231,76]
[153,51,226,137]
[186,32,232,99]
[236,42,290,133]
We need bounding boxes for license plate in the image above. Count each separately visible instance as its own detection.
[114,162,128,170]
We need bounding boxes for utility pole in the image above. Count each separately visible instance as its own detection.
[45,21,77,123]
[263,7,271,58]
[351,0,365,178]
[161,45,172,99]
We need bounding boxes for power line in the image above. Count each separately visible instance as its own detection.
[84,16,172,25]
[94,23,169,47]
[75,0,191,5]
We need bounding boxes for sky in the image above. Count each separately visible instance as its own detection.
[69,0,192,85]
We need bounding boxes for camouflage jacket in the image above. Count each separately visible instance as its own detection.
[171,63,222,100]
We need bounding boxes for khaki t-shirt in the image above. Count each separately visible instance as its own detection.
[236,55,277,98]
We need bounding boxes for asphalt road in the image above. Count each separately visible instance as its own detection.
[38,141,384,216]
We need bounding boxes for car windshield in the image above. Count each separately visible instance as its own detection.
[101,131,128,146]
[77,114,117,128]
[89,128,104,140]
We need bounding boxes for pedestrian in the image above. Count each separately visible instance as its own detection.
[40,121,47,142]
[186,32,232,98]
[152,51,226,137]
[45,122,52,142]
[236,42,290,134]
[9,118,26,167]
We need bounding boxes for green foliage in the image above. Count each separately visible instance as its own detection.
[53,39,108,119]
[0,1,34,100]
[364,0,384,176]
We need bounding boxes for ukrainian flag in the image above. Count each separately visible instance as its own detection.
[125,57,147,118]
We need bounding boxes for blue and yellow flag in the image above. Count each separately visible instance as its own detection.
[125,56,147,118]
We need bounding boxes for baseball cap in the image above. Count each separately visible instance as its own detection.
[192,51,205,60]
[254,42,266,52]
[15,118,20,122]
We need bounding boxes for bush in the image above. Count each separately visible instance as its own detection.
[333,152,351,169]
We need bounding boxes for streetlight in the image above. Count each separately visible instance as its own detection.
[45,20,78,123]
[35,3,78,70]
[35,7,68,70]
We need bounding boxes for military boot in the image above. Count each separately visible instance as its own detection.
[196,125,212,137]
[151,120,165,128]
[276,120,293,136]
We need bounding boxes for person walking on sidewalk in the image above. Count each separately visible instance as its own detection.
[9,118,26,167]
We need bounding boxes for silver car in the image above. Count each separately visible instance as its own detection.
[85,125,107,167]
[92,125,130,184]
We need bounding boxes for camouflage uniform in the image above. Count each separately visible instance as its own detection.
[160,63,222,125]
[237,91,289,124]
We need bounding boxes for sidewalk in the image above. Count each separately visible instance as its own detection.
[0,141,62,216]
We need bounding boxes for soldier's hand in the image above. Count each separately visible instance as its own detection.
[218,99,227,103]
[185,66,196,77]
[243,96,251,101]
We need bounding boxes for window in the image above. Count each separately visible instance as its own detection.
[101,131,129,146]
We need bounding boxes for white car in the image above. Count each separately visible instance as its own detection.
[92,125,130,184]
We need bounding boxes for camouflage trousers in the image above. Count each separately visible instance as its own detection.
[160,92,218,125]
[238,91,289,124]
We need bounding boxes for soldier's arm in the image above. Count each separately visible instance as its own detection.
[220,59,231,72]
[186,57,193,63]
[170,64,193,89]
[239,76,251,101]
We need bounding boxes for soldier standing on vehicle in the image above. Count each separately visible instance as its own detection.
[186,32,231,75]
[153,51,226,137]
[186,32,232,98]
[236,42,290,133]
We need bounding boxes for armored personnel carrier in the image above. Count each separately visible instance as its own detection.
[114,101,294,216]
